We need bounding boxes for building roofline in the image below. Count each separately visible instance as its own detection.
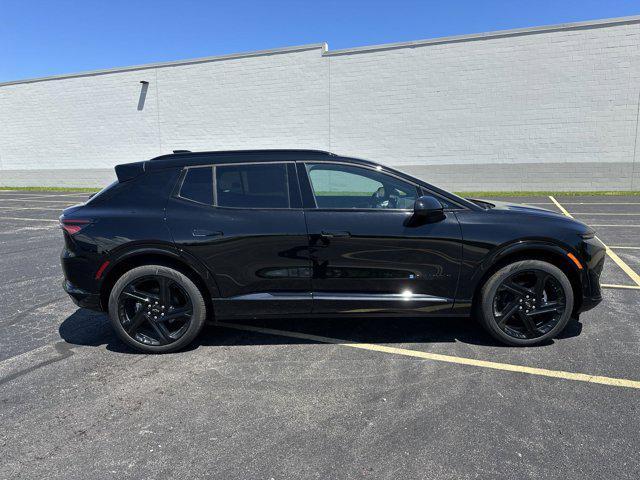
[324,15,640,56]
[2,14,639,87]
[0,43,328,87]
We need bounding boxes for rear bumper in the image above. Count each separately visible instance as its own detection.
[63,279,103,311]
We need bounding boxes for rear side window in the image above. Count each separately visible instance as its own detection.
[215,163,289,208]
[179,167,213,204]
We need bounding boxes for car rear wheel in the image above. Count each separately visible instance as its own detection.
[108,265,207,353]
[477,260,574,346]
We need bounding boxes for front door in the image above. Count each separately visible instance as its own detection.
[166,161,312,317]
[299,162,463,315]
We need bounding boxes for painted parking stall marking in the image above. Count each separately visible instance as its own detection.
[0,206,66,211]
[218,322,640,390]
[0,217,59,223]
[549,196,640,289]
[571,213,640,216]
[601,284,640,290]
[0,198,81,204]
[0,191,91,231]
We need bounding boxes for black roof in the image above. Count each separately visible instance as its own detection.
[152,148,332,162]
[145,149,380,170]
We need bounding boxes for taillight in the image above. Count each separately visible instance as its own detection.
[60,219,91,235]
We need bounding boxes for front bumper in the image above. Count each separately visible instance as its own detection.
[63,279,103,311]
[576,243,605,313]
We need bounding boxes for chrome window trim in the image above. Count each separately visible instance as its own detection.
[175,165,215,207]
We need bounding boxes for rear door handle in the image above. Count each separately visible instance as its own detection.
[320,231,351,238]
[192,229,223,238]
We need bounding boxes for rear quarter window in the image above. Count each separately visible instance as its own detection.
[179,167,214,205]
[85,180,119,205]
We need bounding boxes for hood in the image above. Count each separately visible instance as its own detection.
[469,198,568,219]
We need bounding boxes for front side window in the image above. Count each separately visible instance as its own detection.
[306,163,418,210]
[216,163,290,208]
[179,167,214,205]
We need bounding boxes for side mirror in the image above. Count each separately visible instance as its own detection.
[413,195,445,222]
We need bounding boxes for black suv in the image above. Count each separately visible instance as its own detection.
[61,150,604,352]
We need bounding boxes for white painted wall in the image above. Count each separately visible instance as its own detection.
[156,49,329,153]
[328,22,640,167]
[1,17,639,190]
[0,70,161,170]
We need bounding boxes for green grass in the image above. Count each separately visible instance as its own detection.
[454,191,640,197]
[0,186,98,192]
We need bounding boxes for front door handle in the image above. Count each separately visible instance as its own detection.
[192,229,223,238]
[320,231,351,238]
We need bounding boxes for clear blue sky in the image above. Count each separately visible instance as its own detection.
[1,0,639,82]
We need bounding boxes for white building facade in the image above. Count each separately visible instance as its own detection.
[1,16,639,191]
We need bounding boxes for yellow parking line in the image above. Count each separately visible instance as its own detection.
[549,196,640,287]
[572,213,640,216]
[554,202,640,205]
[588,224,640,227]
[217,322,640,389]
[601,284,640,290]
[548,196,573,216]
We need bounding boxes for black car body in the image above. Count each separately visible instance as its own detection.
[60,150,605,352]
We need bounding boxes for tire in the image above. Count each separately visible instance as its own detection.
[108,265,207,353]
[476,260,574,346]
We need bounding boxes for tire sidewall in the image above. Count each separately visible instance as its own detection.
[108,265,207,353]
[479,260,574,346]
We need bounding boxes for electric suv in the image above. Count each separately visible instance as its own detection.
[60,150,605,353]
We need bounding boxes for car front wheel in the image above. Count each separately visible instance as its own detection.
[108,265,207,353]
[477,259,574,346]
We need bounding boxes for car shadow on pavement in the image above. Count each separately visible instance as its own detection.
[59,308,583,354]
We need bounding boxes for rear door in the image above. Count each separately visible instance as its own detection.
[298,161,463,315]
[166,161,312,317]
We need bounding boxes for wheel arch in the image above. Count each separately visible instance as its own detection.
[99,246,219,313]
[471,241,584,314]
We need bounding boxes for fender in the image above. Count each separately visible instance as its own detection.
[100,242,221,298]
[471,238,586,289]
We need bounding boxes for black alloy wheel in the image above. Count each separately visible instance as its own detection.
[493,269,566,340]
[478,260,574,346]
[108,265,206,353]
[118,275,193,346]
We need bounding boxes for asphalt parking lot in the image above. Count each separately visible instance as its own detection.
[0,190,639,479]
